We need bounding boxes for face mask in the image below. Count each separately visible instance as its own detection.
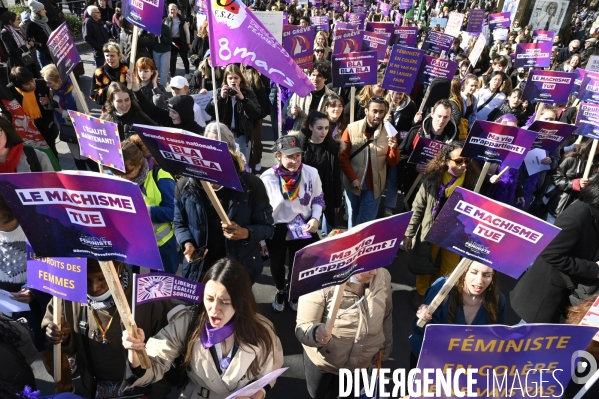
[88,290,112,302]
[350,275,360,284]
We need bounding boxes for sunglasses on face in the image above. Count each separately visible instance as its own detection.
[451,157,470,166]
[315,49,324,53]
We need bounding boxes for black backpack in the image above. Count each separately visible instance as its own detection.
[23,146,42,172]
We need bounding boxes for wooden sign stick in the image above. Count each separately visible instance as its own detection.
[473,161,490,193]
[52,296,62,384]
[582,139,598,180]
[200,180,231,224]
[575,135,584,145]
[98,260,151,369]
[495,166,510,179]
[69,72,90,115]
[127,26,140,90]
[325,281,347,333]
[403,173,423,210]
[350,86,356,124]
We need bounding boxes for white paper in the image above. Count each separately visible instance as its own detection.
[524,148,550,176]
[191,91,214,122]
[254,12,284,44]
[493,28,508,41]
[0,289,30,312]
[587,55,599,73]
[225,367,288,399]
[384,121,398,137]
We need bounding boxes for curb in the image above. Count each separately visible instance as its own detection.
[75,40,91,53]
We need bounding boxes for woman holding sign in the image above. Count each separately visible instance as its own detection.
[404,143,480,307]
[122,258,284,399]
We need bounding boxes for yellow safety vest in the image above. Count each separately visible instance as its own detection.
[143,167,175,247]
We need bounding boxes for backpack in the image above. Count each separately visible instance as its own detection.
[450,97,469,141]
[23,146,42,172]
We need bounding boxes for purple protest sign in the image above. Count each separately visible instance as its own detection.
[467,8,485,33]
[416,55,458,86]
[361,31,391,60]
[135,124,243,192]
[526,120,578,153]
[283,25,316,69]
[135,273,204,305]
[26,243,87,303]
[0,172,163,270]
[445,12,464,37]
[522,70,576,104]
[351,0,363,6]
[392,27,418,47]
[68,111,125,173]
[366,22,394,37]
[122,0,164,35]
[417,324,597,398]
[399,0,414,9]
[335,21,359,31]
[308,0,322,7]
[330,0,341,12]
[195,0,205,14]
[514,42,552,68]
[346,13,366,28]
[378,1,390,16]
[461,121,536,168]
[532,29,555,43]
[421,31,455,55]
[425,187,560,278]
[575,102,599,140]
[394,12,402,26]
[47,23,81,81]
[310,16,329,31]
[332,51,378,87]
[382,45,424,93]
[488,12,511,31]
[352,6,367,15]
[333,30,363,55]
[578,70,599,104]
[407,137,447,165]
[290,213,412,298]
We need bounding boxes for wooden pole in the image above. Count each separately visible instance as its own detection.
[127,26,140,90]
[416,258,474,327]
[350,86,356,124]
[403,173,423,210]
[98,260,151,369]
[69,72,90,115]
[495,166,510,179]
[52,296,62,384]
[583,139,598,180]
[325,281,347,333]
[131,273,136,323]
[535,102,545,121]
[576,136,584,145]
[199,180,231,223]
[474,161,490,193]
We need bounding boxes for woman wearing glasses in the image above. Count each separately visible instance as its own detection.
[404,143,480,307]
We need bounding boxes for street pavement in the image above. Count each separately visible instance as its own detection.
[31,47,522,398]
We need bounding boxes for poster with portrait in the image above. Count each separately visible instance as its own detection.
[527,0,569,33]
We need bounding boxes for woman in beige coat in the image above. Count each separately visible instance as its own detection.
[295,268,393,399]
[122,258,284,399]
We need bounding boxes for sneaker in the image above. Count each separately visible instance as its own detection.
[384,207,393,217]
[272,291,286,313]
[254,162,262,172]
[289,298,298,311]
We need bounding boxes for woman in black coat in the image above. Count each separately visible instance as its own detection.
[0,12,39,78]
[510,176,599,323]
[100,82,156,140]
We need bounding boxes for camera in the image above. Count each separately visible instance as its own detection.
[227,87,238,97]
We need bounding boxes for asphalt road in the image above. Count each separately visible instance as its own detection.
[31,47,522,398]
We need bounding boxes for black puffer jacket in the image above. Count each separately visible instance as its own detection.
[207,88,261,139]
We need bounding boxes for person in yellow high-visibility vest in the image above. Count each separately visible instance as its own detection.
[114,135,178,274]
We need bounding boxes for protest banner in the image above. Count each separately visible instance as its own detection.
[332,51,378,88]
[488,12,511,31]
[122,0,164,35]
[395,12,402,26]
[445,12,464,37]
[532,29,555,43]
[333,30,363,55]
[309,0,322,7]
[47,23,81,81]
[69,111,125,172]
[335,21,359,31]
[458,31,476,51]
[404,137,447,206]
[421,31,455,55]
[346,12,366,28]
[522,70,576,104]
[416,324,597,398]
[381,45,424,93]
[195,0,205,13]
[352,5,367,15]
[526,120,578,153]
[493,28,509,41]
[399,0,413,9]
[392,27,418,47]
[366,21,394,37]
[430,17,448,28]
[330,0,342,11]
[134,124,243,193]
[468,33,486,67]
[467,8,485,33]
[310,16,329,32]
[284,25,316,69]
[416,55,458,86]
[289,212,413,300]
[576,102,599,140]
[362,31,391,60]
[514,42,552,68]
[378,1,390,16]
[134,273,204,305]
[254,11,284,44]
[587,55,599,73]
[226,368,289,399]
[205,0,314,97]
[578,70,599,105]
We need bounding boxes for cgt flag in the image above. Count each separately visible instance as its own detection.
[135,273,204,305]
[205,0,314,97]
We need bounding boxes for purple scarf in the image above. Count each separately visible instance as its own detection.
[199,319,235,349]
[432,175,458,219]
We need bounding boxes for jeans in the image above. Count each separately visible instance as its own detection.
[304,349,339,399]
[320,213,334,237]
[36,49,51,68]
[153,50,171,86]
[93,51,105,68]
[234,132,251,164]
[546,213,556,225]
[345,189,381,229]
[384,165,399,209]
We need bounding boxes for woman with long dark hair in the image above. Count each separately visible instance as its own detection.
[322,93,347,139]
[122,258,283,399]
[100,82,155,140]
[0,12,39,78]
[474,71,507,122]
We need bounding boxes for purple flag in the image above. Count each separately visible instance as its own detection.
[26,243,87,303]
[522,70,576,104]
[526,121,578,153]
[488,12,511,30]
[0,172,163,270]
[366,22,394,37]
[333,30,363,55]
[578,70,599,104]
[575,102,599,140]
[378,1,390,16]
[134,124,243,192]
[332,51,378,88]
[445,12,465,37]
[467,8,485,33]
[135,273,204,305]
[514,42,552,68]
[421,31,455,55]
[461,121,537,168]
[68,111,125,173]
[205,0,314,97]
[426,187,560,278]
[416,55,458,86]
[417,324,596,398]
[399,0,414,10]
[122,0,165,35]
[289,213,412,298]
[310,16,329,32]
[392,27,418,47]
[382,45,424,93]
[532,29,555,43]
[283,25,316,69]
[47,23,81,81]
[361,31,391,60]
[407,137,447,165]
[394,12,402,26]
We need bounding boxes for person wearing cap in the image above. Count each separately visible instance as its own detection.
[169,75,207,128]
[26,0,52,67]
[260,135,324,312]
[83,5,112,67]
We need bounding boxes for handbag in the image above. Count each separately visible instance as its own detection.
[20,51,36,67]
[59,123,78,144]
[407,226,440,275]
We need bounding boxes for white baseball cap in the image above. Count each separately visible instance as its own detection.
[170,76,189,89]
